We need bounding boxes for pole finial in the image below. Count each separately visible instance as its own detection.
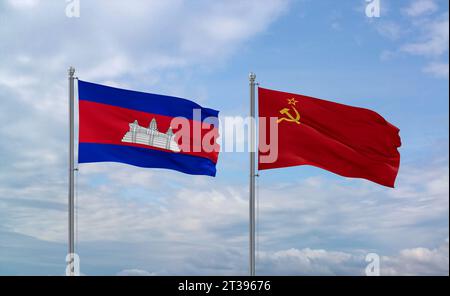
[68,67,75,77]
[249,72,256,82]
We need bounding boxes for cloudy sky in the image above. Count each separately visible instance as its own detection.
[0,0,448,275]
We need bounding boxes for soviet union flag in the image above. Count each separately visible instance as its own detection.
[258,87,401,188]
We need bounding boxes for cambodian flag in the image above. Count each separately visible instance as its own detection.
[78,80,220,176]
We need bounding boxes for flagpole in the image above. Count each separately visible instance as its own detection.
[249,72,256,276]
[68,66,75,276]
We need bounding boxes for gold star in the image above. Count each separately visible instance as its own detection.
[288,98,298,106]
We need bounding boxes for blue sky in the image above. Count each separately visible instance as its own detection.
[0,0,448,275]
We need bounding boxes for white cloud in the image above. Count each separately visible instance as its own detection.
[0,1,290,274]
[0,152,447,275]
[372,2,448,79]
[1,155,447,274]
[257,239,449,275]
[6,0,40,9]
[382,239,449,275]
[423,61,449,78]
[374,6,449,79]
[0,0,289,119]
[401,13,449,57]
[403,0,438,17]
[258,248,358,275]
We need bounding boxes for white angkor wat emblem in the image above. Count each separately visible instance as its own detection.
[121,119,181,152]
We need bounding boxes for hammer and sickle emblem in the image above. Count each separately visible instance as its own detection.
[277,98,301,124]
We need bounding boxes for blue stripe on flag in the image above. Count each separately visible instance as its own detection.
[78,80,219,122]
[78,143,217,177]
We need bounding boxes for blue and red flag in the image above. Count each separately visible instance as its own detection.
[78,80,220,176]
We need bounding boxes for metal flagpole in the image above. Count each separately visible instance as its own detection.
[249,72,256,276]
[68,67,75,276]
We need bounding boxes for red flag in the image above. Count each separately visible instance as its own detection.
[258,87,401,187]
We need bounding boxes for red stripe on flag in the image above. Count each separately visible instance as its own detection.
[79,100,219,163]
